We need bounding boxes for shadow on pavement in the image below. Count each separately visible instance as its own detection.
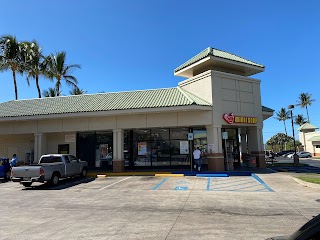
[22,177,95,190]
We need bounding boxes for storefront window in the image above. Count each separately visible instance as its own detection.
[133,129,150,142]
[151,128,169,141]
[170,128,189,140]
[76,131,113,168]
[123,127,207,168]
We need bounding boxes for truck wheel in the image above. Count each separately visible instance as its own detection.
[80,168,87,178]
[22,182,32,187]
[51,173,60,186]
[4,171,11,180]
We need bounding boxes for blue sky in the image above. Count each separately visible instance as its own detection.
[1,0,319,143]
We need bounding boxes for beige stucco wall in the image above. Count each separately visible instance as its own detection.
[46,132,77,156]
[179,71,212,104]
[0,110,212,135]
[0,134,34,163]
[211,70,263,128]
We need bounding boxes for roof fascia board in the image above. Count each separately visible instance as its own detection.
[174,56,211,76]
[0,105,212,122]
[209,56,265,72]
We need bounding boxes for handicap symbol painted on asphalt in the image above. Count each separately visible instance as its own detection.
[176,180,190,184]
[174,186,188,190]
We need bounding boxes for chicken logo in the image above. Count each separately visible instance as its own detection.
[223,113,235,124]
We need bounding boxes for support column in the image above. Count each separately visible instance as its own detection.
[112,129,124,172]
[206,125,225,171]
[34,133,47,164]
[247,127,265,168]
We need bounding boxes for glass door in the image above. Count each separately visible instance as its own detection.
[222,128,240,170]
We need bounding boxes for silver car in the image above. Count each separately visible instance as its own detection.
[297,152,312,158]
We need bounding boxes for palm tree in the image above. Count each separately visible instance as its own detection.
[42,87,61,97]
[47,51,81,94]
[0,35,24,100]
[23,41,51,98]
[69,87,87,95]
[294,114,307,126]
[296,92,315,123]
[275,107,290,135]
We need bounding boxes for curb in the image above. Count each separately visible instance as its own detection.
[155,174,184,177]
[87,172,171,178]
[291,177,320,190]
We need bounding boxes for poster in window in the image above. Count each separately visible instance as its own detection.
[180,141,189,154]
[138,142,147,155]
[100,144,108,159]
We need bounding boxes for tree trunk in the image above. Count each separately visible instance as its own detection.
[306,105,310,123]
[56,79,60,96]
[12,70,18,100]
[36,75,41,98]
[283,121,287,135]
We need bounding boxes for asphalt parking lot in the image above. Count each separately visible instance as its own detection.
[0,173,320,240]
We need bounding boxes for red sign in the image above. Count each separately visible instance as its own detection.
[223,113,258,124]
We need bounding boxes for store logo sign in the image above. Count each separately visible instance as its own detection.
[223,113,258,124]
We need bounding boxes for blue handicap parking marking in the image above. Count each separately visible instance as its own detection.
[174,186,188,190]
[174,179,190,190]
[176,180,190,184]
[152,177,169,190]
[207,175,273,192]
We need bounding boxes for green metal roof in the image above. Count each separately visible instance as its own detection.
[298,122,319,131]
[307,136,320,141]
[174,47,264,73]
[262,106,274,113]
[0,87,211,118]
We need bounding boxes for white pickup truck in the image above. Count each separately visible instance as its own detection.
[11,154,88,187]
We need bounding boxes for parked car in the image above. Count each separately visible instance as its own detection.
[297,152,312,158]
[266,213,320,239]
[287,152,312,158]
[276,150,294,157]
[0,157,10,180]
[287,152,295,158]
[11,154,88,187]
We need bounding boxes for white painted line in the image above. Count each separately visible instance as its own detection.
[99,176,131,190]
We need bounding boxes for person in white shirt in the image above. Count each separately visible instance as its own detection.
[193,147,202,172]
[10,154,18,167]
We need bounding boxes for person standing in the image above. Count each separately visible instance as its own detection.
[10,154,18,167]
[193,147,202,172]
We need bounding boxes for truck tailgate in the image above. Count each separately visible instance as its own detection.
[11,165,42,178]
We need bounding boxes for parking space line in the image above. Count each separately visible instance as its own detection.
[152,177,169,190]
[206,176,274,192]
[255,188,270,192]
[251,174,273,192]
[209,178,253,185]
[207,177,211,191]
[99,176,131,190]
[228,184,262,192]
[210,180,255,190]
